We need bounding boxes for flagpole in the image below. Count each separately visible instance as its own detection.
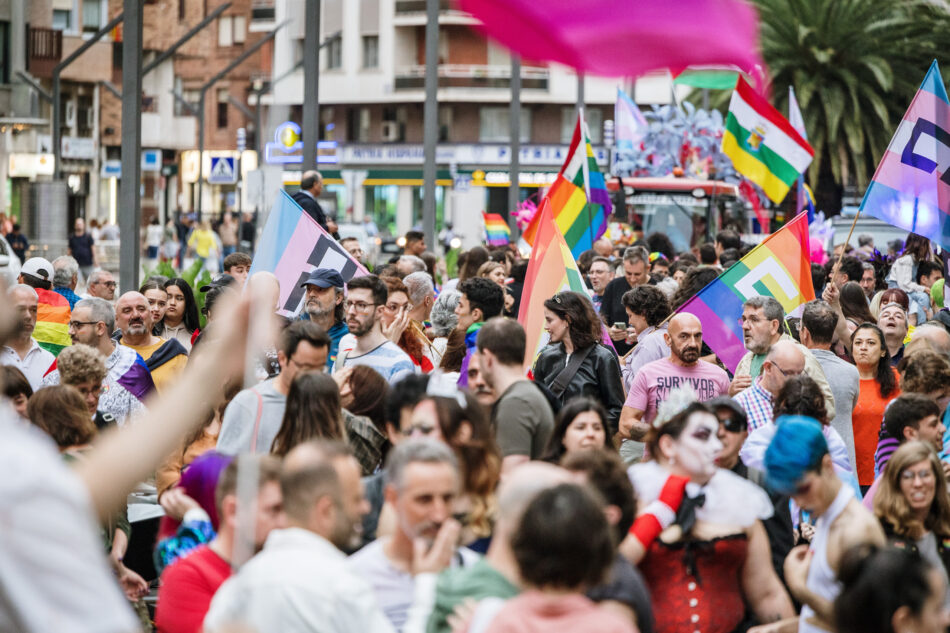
[832,209,861,279]
[578,108,595,252]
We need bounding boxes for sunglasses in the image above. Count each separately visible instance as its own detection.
[718,416,746,434]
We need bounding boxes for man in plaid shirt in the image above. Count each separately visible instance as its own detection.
[734,341,805,431]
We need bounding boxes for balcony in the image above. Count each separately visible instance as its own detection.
[393,0,477,26]
[27,27,63,79]
[394,65,549,91]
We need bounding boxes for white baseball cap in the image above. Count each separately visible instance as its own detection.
[21,257,53,281]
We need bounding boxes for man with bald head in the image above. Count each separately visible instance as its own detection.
[619,312,732,448]
[734,340,806,431]
[1,284,55,390]
[116,291,188,392]
[909,323,950,359]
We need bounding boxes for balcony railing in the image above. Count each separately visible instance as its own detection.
[395,0,457,13]
[394,64,549,90]
[27,27,63,79]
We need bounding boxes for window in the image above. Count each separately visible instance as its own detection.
[52,10,72,32]
[0,22,7,85]
[438,105,452,142]
[178,86,200,117]
[218,16,233,47]
[178,0,185,20]
[233,16,246,43]
[326,37,342,70]
[561,107,603,144]
[362,35,378,69]
[82,0,102,33]
[217,89,229,128]
[347,107,370,142]
[479,107,531,142]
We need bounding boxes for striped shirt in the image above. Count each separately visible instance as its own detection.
[734,377,774,432]
[334,336,416,383]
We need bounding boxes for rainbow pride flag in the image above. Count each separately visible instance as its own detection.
[678,212,815,372]
[522,110,611,259]
[34,288,71,356]
[860,60,950,246]
[518,198,588,368]
[482,212,511,246]
[250,190,369,317]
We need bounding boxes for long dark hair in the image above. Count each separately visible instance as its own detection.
[163,278,201,333]
[839,281,875,325]
[541,396,612,463]
[543,291,600,350]
[271,372,345,457]
[344,365,389,432]
[852,323,898,397]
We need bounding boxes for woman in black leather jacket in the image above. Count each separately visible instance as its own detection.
[532,291,625,435]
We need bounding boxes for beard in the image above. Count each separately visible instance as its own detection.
[675,346,700,363]
[348,314,375,337]
[306,301,333,323]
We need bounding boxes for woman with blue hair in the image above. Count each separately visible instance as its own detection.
[765,415,886,633]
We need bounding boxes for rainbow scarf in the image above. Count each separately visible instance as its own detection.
[34,288,71,356]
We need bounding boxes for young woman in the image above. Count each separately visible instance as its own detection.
[139,279,168,334]
[541,396,612,463]
[380,276,433,372]
[887,233,934,325]
[622,400,794,633]
[161,278,201,351]
[270,372,346,458]
[874,441,950,611]
[478,261,514,315]
[532,291,624,433]
[852,323,900,490]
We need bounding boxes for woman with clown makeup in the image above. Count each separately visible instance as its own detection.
[620,388,795,633]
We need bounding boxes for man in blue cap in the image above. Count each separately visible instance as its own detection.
[301,268,348,366]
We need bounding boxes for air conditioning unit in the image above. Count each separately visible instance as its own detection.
[381,121,400,142]
[64,101,77,128]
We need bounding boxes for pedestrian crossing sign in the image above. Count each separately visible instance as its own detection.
[208,156,237,184]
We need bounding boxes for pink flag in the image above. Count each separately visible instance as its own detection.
[457,0,763,81]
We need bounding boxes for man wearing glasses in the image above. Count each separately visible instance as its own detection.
[733,340,805,432]
[729,296,836,420]
[83,270,117,302]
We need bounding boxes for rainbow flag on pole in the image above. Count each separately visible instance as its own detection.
[678,212,815,372]
[518,198,589,368]
[860,60,950,245]
[722,77,814,203]
[522,110,611,259]
[482,212,511,246]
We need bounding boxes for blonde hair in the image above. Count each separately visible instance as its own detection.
[476,261,504,279]
[57,343,108,386]
[874,441,950,540]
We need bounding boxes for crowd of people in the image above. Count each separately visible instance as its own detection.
[4,219,950,633]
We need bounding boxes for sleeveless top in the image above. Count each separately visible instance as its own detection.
[800,485,853,633]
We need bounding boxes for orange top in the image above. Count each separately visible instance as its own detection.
[853,370,899,486]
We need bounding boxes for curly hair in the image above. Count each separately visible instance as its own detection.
[773,375,828,425]
[899,349,950,394]
[621,285,671,327]
[56,343,108,386]
[874,441,950,540]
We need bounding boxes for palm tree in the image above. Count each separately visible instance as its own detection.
[754,0,950,212]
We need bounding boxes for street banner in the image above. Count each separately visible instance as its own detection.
[678,212,815,372]
[522,109,612,259]
[860,60,950,247]
[250,190,368,317]
[722,76,814,203]
[519,198,590,369]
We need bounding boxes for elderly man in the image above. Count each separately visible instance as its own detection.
[729,296,836,417]
[395,255,427,278]
[43,298,153,425]
[1,285,55,390]
[404,271,439,366]
[348,439,473,632]
[115,292,188,393]
[908,323,950,358]
[52,255,82,309]
[84,269,117,301]
[734,340,805,431]
[300,268,348,367]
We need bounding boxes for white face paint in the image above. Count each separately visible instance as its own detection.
[673,412,723,480]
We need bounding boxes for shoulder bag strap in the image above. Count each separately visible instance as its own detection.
[549,344,595,399]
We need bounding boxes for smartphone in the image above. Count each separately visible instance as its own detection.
[613,322,627,329]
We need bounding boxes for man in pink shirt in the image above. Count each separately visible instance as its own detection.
[619,313,731,450]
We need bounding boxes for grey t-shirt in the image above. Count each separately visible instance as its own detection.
[916,531,950,610]
[811,349,860,469]
[491,380,555,459]
[216,378,287,455]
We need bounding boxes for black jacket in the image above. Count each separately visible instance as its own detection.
[599,276,633,355]
[532,342,625,435]
[292,190,329,231]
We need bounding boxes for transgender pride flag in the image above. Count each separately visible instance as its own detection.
[250,190,369,317]
[861,60,950,245]
[678,212,815,372]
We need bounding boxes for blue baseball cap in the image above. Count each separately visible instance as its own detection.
[300,268,345,289]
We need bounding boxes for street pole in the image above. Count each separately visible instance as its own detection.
[118,0,142,292]
[53,12,123,181]
[508,55,521,238]
[302,0,321,171]
[576,73,585,120]
[421,0,439,250]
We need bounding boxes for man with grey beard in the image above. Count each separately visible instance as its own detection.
[301,268,349,367]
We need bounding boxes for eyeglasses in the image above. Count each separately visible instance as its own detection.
[68,320,100,330]
[95,281,117,288]
[385,302,409,312]
[344,300,376,313]
[770,363,802,378]
[900,468,935,483]
[718,417,746,434]
[738,315,766,326]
